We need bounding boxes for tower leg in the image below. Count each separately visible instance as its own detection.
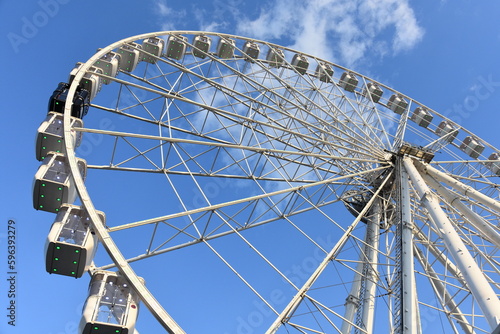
[359,198,381,333]
[399,159,418,333]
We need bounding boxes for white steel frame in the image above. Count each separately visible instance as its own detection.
[53,31,500,333]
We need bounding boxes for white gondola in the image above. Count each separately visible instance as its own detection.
[435,120,458,142]
[485,152,500,176]
[388,94,409,115]
[266,47,285,68]
[315,62,334,83]
[339,72,358,92]
[33,152,86,213]
[69,63,103,101]
[141,37,165,64]
[192,35,211,59]
[291,54,309,75]
[363,82,383,103]
[35,112,83,161]
[165,35,188,60]
[410,107,433,128]
[94,50,122,84]
[242,41,260,61]
[45,204,103,278]
[79,271,142,334]
[118,42,142,72]
[460,136,485,159]
[216,37,235,59]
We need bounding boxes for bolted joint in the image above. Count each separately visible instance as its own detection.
[344,294,360,307]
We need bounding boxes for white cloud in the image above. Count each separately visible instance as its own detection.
[154,0,186,31]
[359,0,424,53]
[156,0,171,16]
[236,0,424,66]
[190,7,225,33]
[153,0,424,67]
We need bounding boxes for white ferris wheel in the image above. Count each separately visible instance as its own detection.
[33,31,500,334]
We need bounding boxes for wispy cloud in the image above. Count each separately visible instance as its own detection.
[154,0,186,31]
[237,0,424,66]
[153,0,424,67]
[359,0,424,53]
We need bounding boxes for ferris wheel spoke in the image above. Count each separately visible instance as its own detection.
[86,165,314,182]
[77,127,381,186]
[99,183,361,270]
[106,165,388,232]
[106,186,357,260]
[96,169,384,269]
[436,170,500,194]
[237,64,387,154]
[98,72,168,121]
[356,77,394,147]
[170,48,387,158]
[298,84,387,153]
[92,92,380,180]
[205,209,302,289]
[337,96,389,150]
[390,99,414,151]
[114,88,379,164]
[202,239,281,313]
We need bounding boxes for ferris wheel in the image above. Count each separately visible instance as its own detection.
[33,31,500,334]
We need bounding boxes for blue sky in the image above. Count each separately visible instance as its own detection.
[1,1,500,334]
